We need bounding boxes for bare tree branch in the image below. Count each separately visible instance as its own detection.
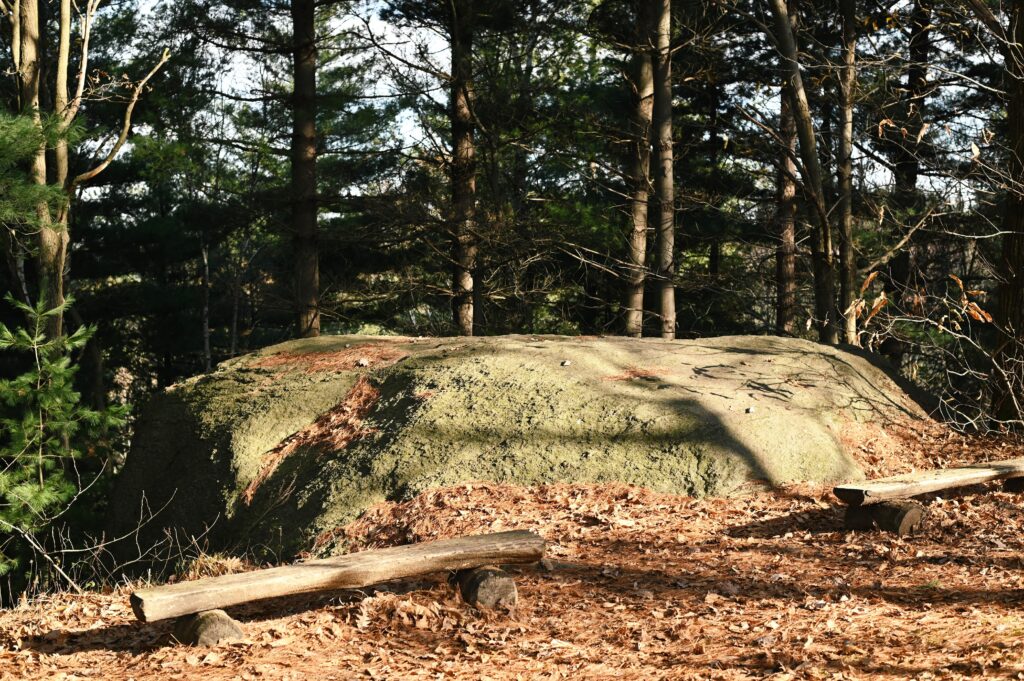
[68,49,171,193]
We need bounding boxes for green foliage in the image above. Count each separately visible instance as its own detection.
[0,113,64,228]
[0,294,127,583]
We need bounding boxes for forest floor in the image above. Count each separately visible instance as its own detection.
[5,423,1024,680]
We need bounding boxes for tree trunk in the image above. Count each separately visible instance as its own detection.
[894,0,929,210]
[201,235,212,372]
[450,0,476,337]
[18,0,65,340]
[775,80,798,336]
[652,0,675,340]
[768,0,837,344]
[884,0,930,354]
[624,3,654,338]
[230,271,240,357]
[837,0,858,345]
[291,0,319,338]
[993,0,1024,421]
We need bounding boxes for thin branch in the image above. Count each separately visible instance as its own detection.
[962,0,1007,45]
[62,0,100,127]
[861,207,936,274]
[68,48,170,193]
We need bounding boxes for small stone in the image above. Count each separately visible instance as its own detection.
[356,358,370,367]
[172,609,244,646]
[454,566,518,609]
[560,360,571,367]
[745,406,756,414]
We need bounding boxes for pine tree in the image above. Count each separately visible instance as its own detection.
[0,112,126,593]
[0,295,127,585]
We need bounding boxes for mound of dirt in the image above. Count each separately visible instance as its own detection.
[109,334,931,558]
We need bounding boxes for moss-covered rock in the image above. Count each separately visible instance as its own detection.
[108,335,930,559]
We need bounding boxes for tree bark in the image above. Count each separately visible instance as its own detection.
[624,3,654,338]
[883,0,930,367]
[19,0,66,340]
[775,78,798,335]
[291,0,319,338]
[652,0,675,339]
[201,235,212,372]
[894,0,929,210]
[31,0,67,340]
[6,0,162,343]
[768,0,837,344]
[993,0,1024,420]
[450,0,477,337]
[837,0,858,345]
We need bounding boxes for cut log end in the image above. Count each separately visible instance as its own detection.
[171,609,244,646]
[845,501,926,536]
[453,566,518,609]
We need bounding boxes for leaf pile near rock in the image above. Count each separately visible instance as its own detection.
[7,441,1024,680]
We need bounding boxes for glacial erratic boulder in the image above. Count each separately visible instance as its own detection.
[109,334,930,559]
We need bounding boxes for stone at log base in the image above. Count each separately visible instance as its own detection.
[1004,478,1024,494]
[172,609,244,646]
[845,501,926,536]
[452,566,518,609]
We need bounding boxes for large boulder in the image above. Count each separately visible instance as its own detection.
[109,335,930,558]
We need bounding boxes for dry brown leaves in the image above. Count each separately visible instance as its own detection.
[241,376,380,504]
[248,343,408,374]
[10,437,1024,679]
[844,419,1024,481]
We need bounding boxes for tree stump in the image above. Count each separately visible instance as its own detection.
[844,501,926,536]
[452,566,517,609]
[172,609,244,646]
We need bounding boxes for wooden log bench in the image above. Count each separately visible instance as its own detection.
[833,457,1024,535]
[131,530,544,645]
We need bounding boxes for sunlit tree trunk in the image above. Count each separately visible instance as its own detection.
[450,0,477,336]
[775,81,798,336]
[652,0,675,339]
[837,0,858,345]
[624,2,654,338]
[7,0,163,342]
[768,0,837,344]
[291,0,320,338]
[18,0,65,340]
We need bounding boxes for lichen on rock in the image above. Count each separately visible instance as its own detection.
[108,334,931,560]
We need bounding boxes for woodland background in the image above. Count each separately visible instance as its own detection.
[1,0,1024,596]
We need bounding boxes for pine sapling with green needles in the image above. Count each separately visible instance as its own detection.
[0,294,127,590]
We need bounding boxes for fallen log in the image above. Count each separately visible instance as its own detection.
[844,501,926,536]
[131,530,544,622]
[833,457,1024,506]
